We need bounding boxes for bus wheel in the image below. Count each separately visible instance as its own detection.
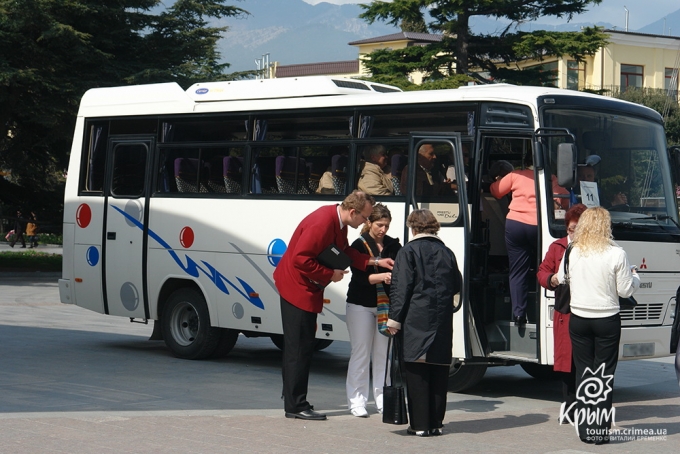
[161,288,220,360]
[520,363,561,380]
[448,361,487,393]
[210,328,240,358]
[270,335,333,352]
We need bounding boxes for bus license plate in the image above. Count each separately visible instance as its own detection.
[622,343,655,357]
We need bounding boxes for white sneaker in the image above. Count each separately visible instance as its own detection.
[350,407,369,418]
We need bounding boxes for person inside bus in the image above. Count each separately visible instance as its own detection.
[273,190,394,421]
[556,207,639,444]
[490,154,570,326]
[399,143,451,196]
[536,203,587,423]
[357,144,394,195]
[445,143,471,194]
[345,203,401,417]
[574,155,627,209]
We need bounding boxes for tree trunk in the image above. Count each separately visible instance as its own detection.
[455,13,469,75]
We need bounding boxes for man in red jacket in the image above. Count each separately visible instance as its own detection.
[274,190,394,420]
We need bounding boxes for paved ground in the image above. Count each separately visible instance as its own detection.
[0,242,62,255]
[1,274,679,453]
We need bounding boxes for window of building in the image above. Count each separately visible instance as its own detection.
[567,60,584,90]
[665,67,679,98]
[621,64,643,92]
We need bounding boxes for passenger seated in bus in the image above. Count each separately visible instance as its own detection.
[445,143,470,194]
[399,143,451,196]
[357,144,393,195]
[316,169,335,194]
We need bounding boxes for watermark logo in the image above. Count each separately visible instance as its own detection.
[559,363,667,442]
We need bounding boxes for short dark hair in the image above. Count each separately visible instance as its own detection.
[406,209,439,235]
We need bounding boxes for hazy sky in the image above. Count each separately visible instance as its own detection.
[302,0,680,31]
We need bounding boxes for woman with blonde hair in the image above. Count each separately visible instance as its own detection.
[557,206,639,444]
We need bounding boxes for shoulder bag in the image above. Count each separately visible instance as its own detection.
[554,244,572,314]
[360,237,390,336]
[382,336,408,425]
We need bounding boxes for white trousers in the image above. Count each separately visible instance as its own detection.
[346,303,389,411]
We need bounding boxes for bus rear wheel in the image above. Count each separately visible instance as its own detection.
[448,361,487,393]
[161,288,220,360]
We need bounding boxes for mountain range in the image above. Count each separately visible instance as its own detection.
[217,0,680,74]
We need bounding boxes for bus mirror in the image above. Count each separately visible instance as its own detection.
[533,141,544,171]
[556,143,577,188]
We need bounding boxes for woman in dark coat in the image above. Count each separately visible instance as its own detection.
[387,209,462,437]
[536,203,586,422]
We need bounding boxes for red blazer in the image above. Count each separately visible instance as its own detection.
[537,236,572,372]
[273,204,369,313]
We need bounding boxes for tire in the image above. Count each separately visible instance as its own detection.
[270,335,332,352]
[448,360,487,393]
[210,328,240,358]
[520,363,561,380]
[161,288,220,360]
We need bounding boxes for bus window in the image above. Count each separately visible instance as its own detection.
[80,122,108,194]
[359,106,473,138]
[255,112,352,141]
[156,146,244,194]
[110,143,147,197]
[250,144,348,196]
[161,116,249,142]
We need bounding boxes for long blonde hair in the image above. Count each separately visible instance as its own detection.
[572,206,614,255]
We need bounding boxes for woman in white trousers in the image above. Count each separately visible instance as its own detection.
[345,203,401,417]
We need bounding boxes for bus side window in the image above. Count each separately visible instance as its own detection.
[111,143,147,197]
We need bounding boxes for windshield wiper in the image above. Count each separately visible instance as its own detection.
[618,214,680,229]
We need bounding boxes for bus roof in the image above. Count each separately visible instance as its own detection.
[77,77,662,123]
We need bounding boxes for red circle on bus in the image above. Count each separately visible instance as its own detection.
[76,204,92,228]
[180,226,194,248]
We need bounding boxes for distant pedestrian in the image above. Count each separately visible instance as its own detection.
[26,212,39,248]
[9,210,27,248]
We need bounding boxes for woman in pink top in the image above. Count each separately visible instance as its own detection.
[490,159,567,325]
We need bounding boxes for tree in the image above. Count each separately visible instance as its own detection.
[359,0,608,85]
[0,0,248,223]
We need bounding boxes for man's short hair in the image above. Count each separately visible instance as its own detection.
[341,190,375,212]
[363,144,386,161]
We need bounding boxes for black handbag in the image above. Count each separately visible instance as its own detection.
[554,244,572,315]
[619,295,638,310]
[382,336,408,425]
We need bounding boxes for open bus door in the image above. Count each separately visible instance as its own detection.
[103,137,153,319]
[404,134,487,391]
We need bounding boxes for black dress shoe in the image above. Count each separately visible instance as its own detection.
[285,409,327,420]
[513,315,527,326]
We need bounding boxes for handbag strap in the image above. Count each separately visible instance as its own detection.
[384,336,406,387]
[360,236,380,272]
[563,243,573,280]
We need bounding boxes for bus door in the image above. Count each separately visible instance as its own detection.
[103,137,153,319]
[404,134,483,360]
[473,129,541,362]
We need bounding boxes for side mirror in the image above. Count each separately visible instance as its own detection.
[556,143,577,188]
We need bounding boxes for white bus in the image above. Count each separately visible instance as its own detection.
[59,76,680,391]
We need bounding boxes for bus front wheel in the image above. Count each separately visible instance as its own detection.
[161,288,220,360]
[210,328,240,358]
[448,361,487,393]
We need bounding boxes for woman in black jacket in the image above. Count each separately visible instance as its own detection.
[387,209,461,436]
[345,203,401,417]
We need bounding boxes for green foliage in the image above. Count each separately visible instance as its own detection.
[37,233,63,246]
[613,88,680,146]
[0,0,248,217]
[359,0,607,84]
[0,250,62,271]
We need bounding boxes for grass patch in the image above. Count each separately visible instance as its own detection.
[0,250,62,271]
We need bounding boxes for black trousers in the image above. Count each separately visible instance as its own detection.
[280,296,317,414]
[403,361,449,431]
[505,219,537,319]
[570,313,621,441]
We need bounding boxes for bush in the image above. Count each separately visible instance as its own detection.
[37,233,63,245]
[0,250,62,271]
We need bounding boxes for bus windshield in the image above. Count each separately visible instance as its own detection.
[543,107,680,235]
